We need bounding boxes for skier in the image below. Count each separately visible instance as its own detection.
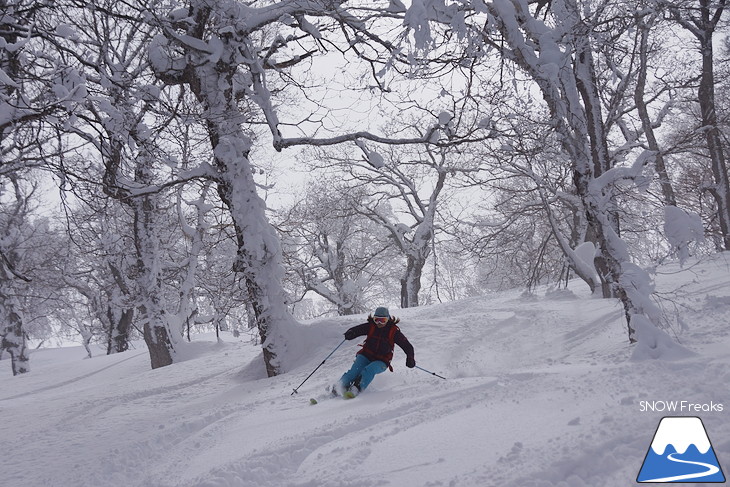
[335,306,415,398]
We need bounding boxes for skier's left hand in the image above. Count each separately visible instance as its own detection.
[406,357,416,368]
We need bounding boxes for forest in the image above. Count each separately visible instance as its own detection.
[0,0,727,377]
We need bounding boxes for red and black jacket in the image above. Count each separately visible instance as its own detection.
[345,317,414,369]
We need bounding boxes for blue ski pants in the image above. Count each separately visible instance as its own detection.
[339,354,387,391]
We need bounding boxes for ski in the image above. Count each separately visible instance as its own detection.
[309,385,358,404]
[308,385,339,405]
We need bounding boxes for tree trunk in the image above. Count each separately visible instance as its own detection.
[106,262,133,354]
[332,241,361,316]
[338,305,358,316]
[574,32,620,298]
[218,172,292,376]
[540,189,598,294]
[635,16,677,208]
[0,293,30,375]
[669,0,730,249]
[576,177,637,341]
[697,16,730,249]
[400,255,425,308]
[202,87,294,378]
[147,3,298,376]
[132,161,175,370]
[143,320,174,369]
[106,307,133,354]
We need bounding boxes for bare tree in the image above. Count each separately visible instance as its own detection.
[665,0,730,249]
[633,11,678,208]
[0,0,84,374]
[0,178,32,375]
[0,180,62,373]
[279,180,394,315]
[310,139,468,308]
[0,1,85,178]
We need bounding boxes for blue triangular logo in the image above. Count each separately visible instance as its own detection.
[637,417,726,483]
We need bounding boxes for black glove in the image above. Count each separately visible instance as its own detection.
[406,357,416,368]
[344,329,357,340]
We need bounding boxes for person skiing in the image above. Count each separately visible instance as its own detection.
[335,306,415,397]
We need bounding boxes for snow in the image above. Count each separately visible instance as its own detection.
[573,240,600,286]
[437,111,452,125]
[355,140,386,169]
[0,66,18,87]
[664,205,705,264]
[629,313,695,361]
[3,254,730,486]
[55,23,78,40]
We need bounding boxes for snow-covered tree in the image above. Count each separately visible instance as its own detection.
[60,189,140,355]
[0,177,31,375]
[144,0,450,373]
[309,140,470,308]
[279,180,395,315]
[0,1,85,179]
[51,1,183,368]
[400,0,682,341]
[664,0,729,249]
[0,1,85,374]
[146,1,296,375]
[6,0,724,370]
[0,179,62,374]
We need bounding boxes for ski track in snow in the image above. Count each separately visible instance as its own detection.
[2,254,730,487]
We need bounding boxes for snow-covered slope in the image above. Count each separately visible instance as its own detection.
[2,254,730,487]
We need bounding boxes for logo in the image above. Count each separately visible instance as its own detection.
[637,417,725,483]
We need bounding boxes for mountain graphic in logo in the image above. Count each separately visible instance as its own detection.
[637,416,726,483]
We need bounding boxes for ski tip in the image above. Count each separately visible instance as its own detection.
[309,398,318,405]
[343,391,356,399]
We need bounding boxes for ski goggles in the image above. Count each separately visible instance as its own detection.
[373,316,388,324]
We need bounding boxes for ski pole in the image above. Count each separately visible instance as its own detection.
[291,338,347,395]
[415,365,447,380]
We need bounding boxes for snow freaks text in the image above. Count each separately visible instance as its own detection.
[639,401,724,413]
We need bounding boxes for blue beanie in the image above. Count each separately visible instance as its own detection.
[373,307,390,318]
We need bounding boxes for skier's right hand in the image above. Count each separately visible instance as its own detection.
[344,329,357,340]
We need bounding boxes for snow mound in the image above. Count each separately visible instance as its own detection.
[630,314,695,361]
